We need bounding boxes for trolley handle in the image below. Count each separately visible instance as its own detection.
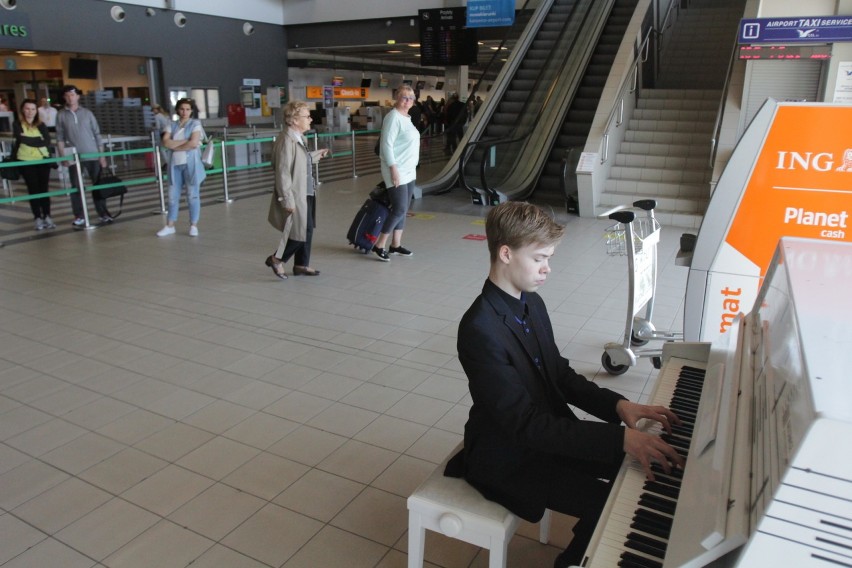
[609,210,635,224]
[633,199,657,211]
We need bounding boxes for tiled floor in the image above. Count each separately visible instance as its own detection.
[0,161,688,567]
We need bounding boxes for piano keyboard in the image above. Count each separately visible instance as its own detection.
[583,357,708,568]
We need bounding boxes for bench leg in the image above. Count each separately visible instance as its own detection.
[539,508,552,544]
[489,535,510,568]
[408,511,426,568]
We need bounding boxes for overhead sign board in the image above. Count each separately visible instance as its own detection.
[0,13,32,49]
[466,0,515,28]
[306,86,370,100]
[739,16,852,44]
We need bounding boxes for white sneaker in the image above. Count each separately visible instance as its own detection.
[156,225,176,237]
[43,216,56,229]
[189,225,199,237]
[34,218,45,231]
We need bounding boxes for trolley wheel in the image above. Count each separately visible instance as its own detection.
[601,352,629,376]
[652,356,662,370]
[631,319,655,346]
[630,330,650,347]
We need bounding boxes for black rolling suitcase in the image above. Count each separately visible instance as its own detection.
[347,196,389,253]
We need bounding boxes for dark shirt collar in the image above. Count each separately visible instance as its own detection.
[485,279,528,322]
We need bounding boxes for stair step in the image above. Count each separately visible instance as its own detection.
[633,108,717,122]
[628,118,715,133]
[610,165,711,184]
[638,97,720,111]
[621,141,711,157]
[614,153,711,169]
[624,129,711,145]
[641,89,723,100]
[604,178,709,199]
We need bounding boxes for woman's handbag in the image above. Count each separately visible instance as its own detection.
[0,154,19,181]
[93,172,128,219]
[201,138,216,169]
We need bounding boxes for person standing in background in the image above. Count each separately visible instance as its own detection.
[265,100,329,279]
[372,84,420,262]
[14,99,55,231]
[37,98,57,131]
[55,84,111,227]
[150,104,171,169]
[157,98,206,237]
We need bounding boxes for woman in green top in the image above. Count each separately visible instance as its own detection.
[13,99,54,230]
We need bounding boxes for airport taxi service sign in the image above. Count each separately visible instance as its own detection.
[739,16,852,44]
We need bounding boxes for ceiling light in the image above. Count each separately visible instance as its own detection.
[16,50,37,57]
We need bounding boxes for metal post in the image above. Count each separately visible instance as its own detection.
[351,130,358,178]
[311,133,321,186]
[73,152,95,230]
[219,139,232,203]
[106,134,116,173]
[151,132,167,214]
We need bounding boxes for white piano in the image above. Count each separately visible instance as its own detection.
[582,237,852,568]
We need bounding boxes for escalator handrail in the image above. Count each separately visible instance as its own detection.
[460,0,601,199]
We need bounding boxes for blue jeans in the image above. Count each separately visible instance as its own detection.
[168,164,200,224]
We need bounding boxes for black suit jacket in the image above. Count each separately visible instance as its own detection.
[454,280,626,521]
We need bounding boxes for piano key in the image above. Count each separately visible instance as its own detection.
[625,531,668,557]
[583,357,708,568]
[638,493,677,516]
[619,550,663,568]
[644,480,680,499]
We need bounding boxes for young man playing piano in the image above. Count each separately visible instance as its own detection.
[447,201,684,567]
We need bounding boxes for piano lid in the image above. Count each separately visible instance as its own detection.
[757,237,852,424]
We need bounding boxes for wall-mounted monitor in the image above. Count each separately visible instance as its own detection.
[360,78,372,88]
[435,81,444,90]
[415,80,426,90]
[379,77,389,88]
[68,58,99,80]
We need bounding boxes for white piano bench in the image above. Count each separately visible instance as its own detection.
[407,455,551,568]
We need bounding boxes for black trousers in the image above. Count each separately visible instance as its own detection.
[279,195,315,266]
[68,160,108,218]
[20,163,52,219]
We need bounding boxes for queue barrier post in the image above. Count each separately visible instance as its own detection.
[218,138,232,203]
[150,131,167,215]
[72,152,96,230]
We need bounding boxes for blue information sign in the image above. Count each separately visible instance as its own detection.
[467,0,515,28]
[739,16,852,44]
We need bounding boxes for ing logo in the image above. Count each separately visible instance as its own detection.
[837,149,852,172]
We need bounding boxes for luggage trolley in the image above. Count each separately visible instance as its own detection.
[599,199,681,375]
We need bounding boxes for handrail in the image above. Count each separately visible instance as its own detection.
[599,24,653,164]
[709,38,740,169]
[658,0,680,48]
[458,0,595,199]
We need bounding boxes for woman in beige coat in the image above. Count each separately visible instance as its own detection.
[266,100,328,279]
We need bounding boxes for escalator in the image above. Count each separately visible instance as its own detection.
[421,0,636,211]
[419,0,572,195]
[536,0,638,211]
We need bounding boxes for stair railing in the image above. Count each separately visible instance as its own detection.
[709,38,740,170]
[599,25,653,165]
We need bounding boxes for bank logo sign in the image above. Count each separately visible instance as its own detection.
[739,16,852,44]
